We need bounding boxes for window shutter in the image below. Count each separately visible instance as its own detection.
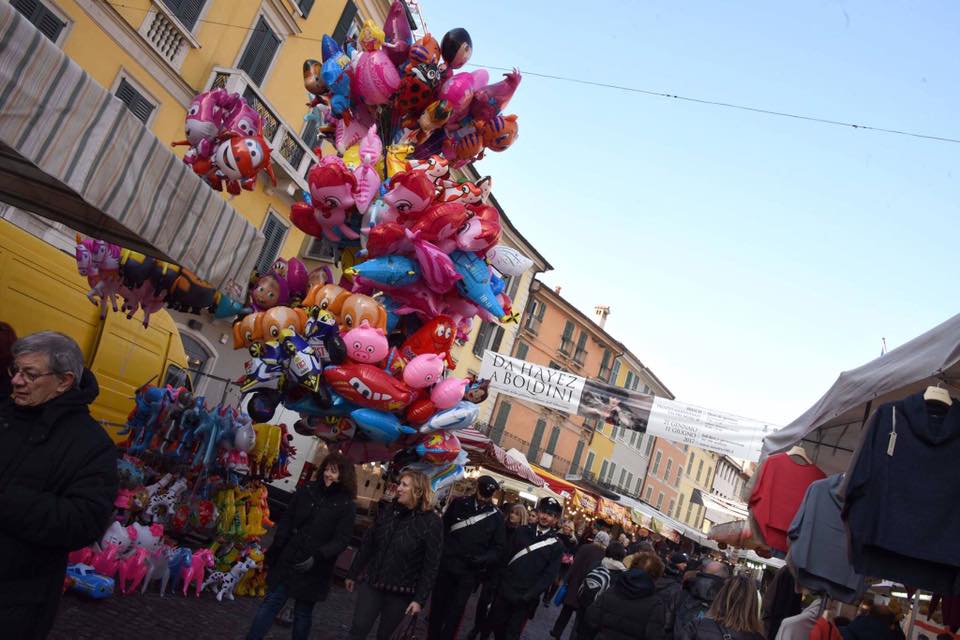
[331,0,358,45]
[571,440,584,474]
[535,300,545,321]
[618,468,626,487]
[514,341,528,360]
[609,358,621,383]
[490,326,505,352]
[239,17,280,86]
[490,401,511,444]
[472,322,493,357]
[545,426,560,455]
[254,213,288,275]
[115,79,156,124]
[297,0,315,18]
[161,0,204,30]
[529,418,546,462]
[13,0,66,43]
[561,321,574,341]
[635,476,643,494]
[599,459,608,481]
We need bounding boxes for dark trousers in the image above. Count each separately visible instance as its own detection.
[488,593,532,640]
[0,602,57,640]
[428,567,478,640]
[471,578,498,636]
[349,582,410,640]
[551,603,576,638]
[544,564,572,603]
[246,584,316,640]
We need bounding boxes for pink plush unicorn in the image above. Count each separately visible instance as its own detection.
[353,125,383,214]
[181,547,215,597]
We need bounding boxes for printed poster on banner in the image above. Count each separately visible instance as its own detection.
[645,397,775,461]
[479,351,585,412]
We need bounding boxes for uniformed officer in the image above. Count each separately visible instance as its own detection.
[486,496,565,640]
[428,475,506,640]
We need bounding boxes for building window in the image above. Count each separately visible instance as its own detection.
[668,499,675,517]
[559,320,574,354]
[677,493,684,518]
[645,437,654,456]
[635,476,643,495]
[625,370,634,390]
[161,0,205,30]
[626,472,633,492]
[571,440,584,474]
[629,430,638,447]
[705,467,713,486]
[696,459,704,483]
[598,349,611,379]
[656,492,664,510]
[599,459,609,482]
[179,331,214,391]
[573,330,587,364]
[529,418,546,462]
[651,451,662,475]
[514,341,529,360]
[331,0,358,45]
[676,466,683,486]
[687,453,695,476]
[254,211,289,276]
[301,118,319,149]
[664,458,673,480]
[607,462,617,483]
[296,0,315,18]
[472,323,503,357]
[115,77,156,125]
[238,16,280,86]
[548,361,562,370]
[609,358,621,383]
[489,401,511,444]
[618,468,626,487]
[12,0,67,43]
[685,501,694,523]
[584,450,596,475]
[645,486,653,501]
[545,426,560,455]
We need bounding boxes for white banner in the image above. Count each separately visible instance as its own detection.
[646,397,775,461]
[479,351,586,413]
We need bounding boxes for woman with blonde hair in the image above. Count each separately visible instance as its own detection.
[679,574,765,640]
[346,470,443,639]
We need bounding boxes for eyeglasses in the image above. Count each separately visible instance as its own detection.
[7,365,58,384]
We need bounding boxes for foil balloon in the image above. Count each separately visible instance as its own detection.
[415,431,462,464]
[486,245,534,277]
[290,158,359,242]
[383,170,438,221]
[420,401,479,433]
[339,293,388,332]
[408,201,470,253]
[399,316,456,367]
[324,364,414,412]
[279,331,323,393]
[479,114,519,152]
[382,0,413,65]
[256,306,307,342]
[345,255,421,289]
[247,389,282,423]
[430,377,469,410]
[354,49,401,105]
[411,234,461,294]
[357,18,385,52]
[303,59,326,103]
[450,250,507,320]
[457,203,501,253]
[298,415,356,441]
[235,421,256,452]
[438,70,487,124]
[353,125,383,214]
[470,69,521,122]
[321,38,351,118]
[405,398,439,426]
[402,353,445,389]
[350,408,417,443]
[440,28,473,69]
[273,257,310,304]
[342,320,389,364]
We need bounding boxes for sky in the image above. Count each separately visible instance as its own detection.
[420,0,960,426]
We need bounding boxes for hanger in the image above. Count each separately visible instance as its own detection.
[923,382,953,406]
[787,445,813,464]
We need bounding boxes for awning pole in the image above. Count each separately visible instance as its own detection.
[906,589,920,639]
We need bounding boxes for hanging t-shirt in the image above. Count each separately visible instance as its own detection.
[786,474,865,603]
[749,452,825,552]
[842,393,960,593]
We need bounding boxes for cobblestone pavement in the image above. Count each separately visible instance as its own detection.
[49,581,563,639]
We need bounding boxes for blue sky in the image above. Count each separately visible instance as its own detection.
[422,1,959,425]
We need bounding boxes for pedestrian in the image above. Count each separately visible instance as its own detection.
[428,475,506,640]
[544,519,579,607]
[837,604,901,640]
[677,575,764,640]
[578,519,606,551]
[0,321,17,399]
[573,542,628,639]
[486,496,565,640]
[0,331,118,639]
[469,503,529,640]
[551,530,612,638]
[246,452,357,640]
[582,550,667,640]
[346,470,443,639]
[671,561,731,638]
[656,552,689,636]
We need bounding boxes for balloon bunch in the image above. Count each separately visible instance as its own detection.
[172,88,277,195]
[74,234,247,327]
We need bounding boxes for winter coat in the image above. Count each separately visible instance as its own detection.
[656,566,685,636]
[348,501,443,605]
[440,495,505,575]
[761,565,802,640]
[673,573,726,639]
[563,541,607,608]
[583,568,667,640]
[266,480,356,601]
[839,615,900,640]
[497,524,564,604]
[578,557,627,611]
[680,618,764,640]
[0,370,118,610]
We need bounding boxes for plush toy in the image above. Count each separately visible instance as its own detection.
[181,548,215,597]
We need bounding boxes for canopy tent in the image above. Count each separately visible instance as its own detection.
[457,428,545,487]
[762,312,960,474]
[0,5,262,288]
[531,465,580,498]
[692,489,749,525]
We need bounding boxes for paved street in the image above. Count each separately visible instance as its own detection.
[49,580,561,640]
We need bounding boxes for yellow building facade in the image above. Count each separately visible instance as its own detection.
[676,446,719,531]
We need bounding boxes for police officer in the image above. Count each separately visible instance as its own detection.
[428,475,506,640]
[486,496,564,640]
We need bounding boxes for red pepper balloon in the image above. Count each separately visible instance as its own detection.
[323,363,413,412]
[399,315,456,367]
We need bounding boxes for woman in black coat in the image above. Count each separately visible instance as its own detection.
[678,575,764,640]
[246,452,357,640]
[346,470,443,640]
[583,551,667,640]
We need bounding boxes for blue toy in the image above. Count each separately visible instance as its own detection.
[350,408,417,444]
[420,401,480,433]
[166,547,193,595]
[345,255,421,288]
[450,250,507,320]
[67,564,114,599]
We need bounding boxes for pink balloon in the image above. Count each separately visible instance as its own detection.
[439,71,484,124]
[430,378,469,410]
[354,50,401,105]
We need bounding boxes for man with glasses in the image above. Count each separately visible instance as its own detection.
[0,331,118,639]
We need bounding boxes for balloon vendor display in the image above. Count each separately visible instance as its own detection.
[65,385,293,601]
[73,233,248,328]
[227,3,534,490]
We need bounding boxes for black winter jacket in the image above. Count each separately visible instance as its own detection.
[656,567,685,636]
[0,370,118,606]
[348,501,443,605]
[440,495,505,575]
[673,573,726,639]
[497,524,564,604]
[266,480,356,601]
[583,568,666,640]
[680,618,764,640]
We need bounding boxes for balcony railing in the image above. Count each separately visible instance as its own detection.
[137,1,200,69]
[208,67,316,195]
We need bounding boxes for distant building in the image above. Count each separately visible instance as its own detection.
[712,455,749,501]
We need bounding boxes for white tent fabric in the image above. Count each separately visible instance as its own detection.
[762,313,960,474]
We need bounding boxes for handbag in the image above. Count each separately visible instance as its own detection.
[389,613,419,640]
[553,583,567,606]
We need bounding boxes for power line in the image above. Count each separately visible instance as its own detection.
[106,2,960,145]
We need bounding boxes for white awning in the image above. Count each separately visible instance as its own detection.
[692,489,750,524]
[0,4,262,289]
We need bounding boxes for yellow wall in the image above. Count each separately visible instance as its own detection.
[676,447,719,529]
[584,426,614,476]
